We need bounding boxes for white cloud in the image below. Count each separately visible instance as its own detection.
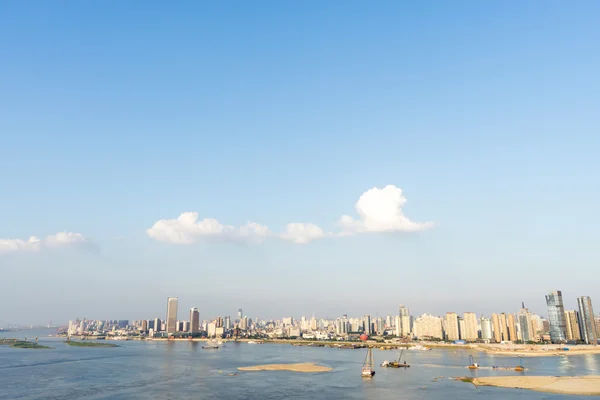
[280,223,325,244]
[146,212,271,245]
[338,185,433,234]
[146,185,432,245]
[0,232,89,254]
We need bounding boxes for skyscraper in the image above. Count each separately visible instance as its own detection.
[463,312,478,341]
[564,310,581,341]
[190,307,200,333]
[491,313,502,343]
[154,317,161,332]
[507,314,517,342]
[238,309,243,320]
[166,297,178,334]
[546,291,567,343]
[518,303,533,342]
[577,296,598,345]
[399,305,411,336]
[444,312,459,341]
[364,314,372,335]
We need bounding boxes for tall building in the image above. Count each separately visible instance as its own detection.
[507,314,517,342]
[166,297,178,334]
[491,313,502,343]
[395,316,401,337]
[564,310,581,341]
[238,309,243,320]
[481,317,493,340]
[463,313,478,341]
[577,296,598,345]
[364,314,372,335]
[444,312,460,341]
[224,316,231,330]
[190,308,200,333]
[154,318,161,332]
[399,305,411,336]
[413,314,443,339]
[546,291,567,343]
[518,303,534,342]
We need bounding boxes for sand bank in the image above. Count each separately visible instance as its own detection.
[238,363,332,373]
[471,376,600,395]
[475,344,600,357]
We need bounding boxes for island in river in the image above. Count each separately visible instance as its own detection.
[466,375,600,396]
[238,363,332,373]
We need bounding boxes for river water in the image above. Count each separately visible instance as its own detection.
[1,330,599,399]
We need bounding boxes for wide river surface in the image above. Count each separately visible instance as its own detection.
[1,330,599,399]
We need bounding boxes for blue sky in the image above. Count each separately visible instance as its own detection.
[1,1,599,325]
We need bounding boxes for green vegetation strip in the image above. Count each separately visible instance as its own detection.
[0,340,52,349]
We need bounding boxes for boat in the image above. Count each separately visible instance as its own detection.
[381,349,410,368]
[411,345,431,351]
[468,355,479,369]
[514,358,525,372]
[361,348,376,377]
[248,340,264,344]
[202,339,219,349]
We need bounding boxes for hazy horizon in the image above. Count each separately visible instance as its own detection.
[2,1,599,325]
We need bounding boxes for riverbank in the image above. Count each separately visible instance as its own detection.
[469,375,600,396]
[238,362,332,373]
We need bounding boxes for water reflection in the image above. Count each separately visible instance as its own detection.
[583,353,598,373]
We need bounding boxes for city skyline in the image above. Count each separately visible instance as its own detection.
[61,292,599,346]
[2,2,600,324]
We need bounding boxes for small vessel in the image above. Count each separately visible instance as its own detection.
[381,349,410,368]
[361,348,376,377]
[468,355,479,369]
[411,345,431,351]
[514,358,525,372]
[202,339,219,349]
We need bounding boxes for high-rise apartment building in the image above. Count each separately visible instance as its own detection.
[444,312,460,341]
[463,312,478,341]
[413,314,443,339]
[166,297,178,334]
[546,291,567,343]
[399,305,412,336]
[481,317,493,340]
[507,314,517,342]
[154,318,161,333]
[564,310,581,341]
[518,304,534,342]
[577,296,598,345]
[491,313,502,343]
[364,314,372,335]
[190,308,200,333]
[224,316,231,330]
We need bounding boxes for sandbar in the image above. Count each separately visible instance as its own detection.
[474,344,600,357]
[238,362,332,373]
[471,375,600,396]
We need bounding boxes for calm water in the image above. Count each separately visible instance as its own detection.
[1,331,599,399]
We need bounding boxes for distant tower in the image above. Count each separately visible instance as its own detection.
[577,296,598,345]
[190,308,200,333]
[238,309,243,320]
[545,291,567,343]
[166,297,178,334]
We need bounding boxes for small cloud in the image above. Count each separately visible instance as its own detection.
[146,212,271,245]
[0,232,90,254]
[338,185,433,234]
[280,223,325,244]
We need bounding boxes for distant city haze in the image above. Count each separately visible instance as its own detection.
[1,2,599,325]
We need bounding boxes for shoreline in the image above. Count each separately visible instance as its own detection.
[468,375,600,396]
[61,336,600,357]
